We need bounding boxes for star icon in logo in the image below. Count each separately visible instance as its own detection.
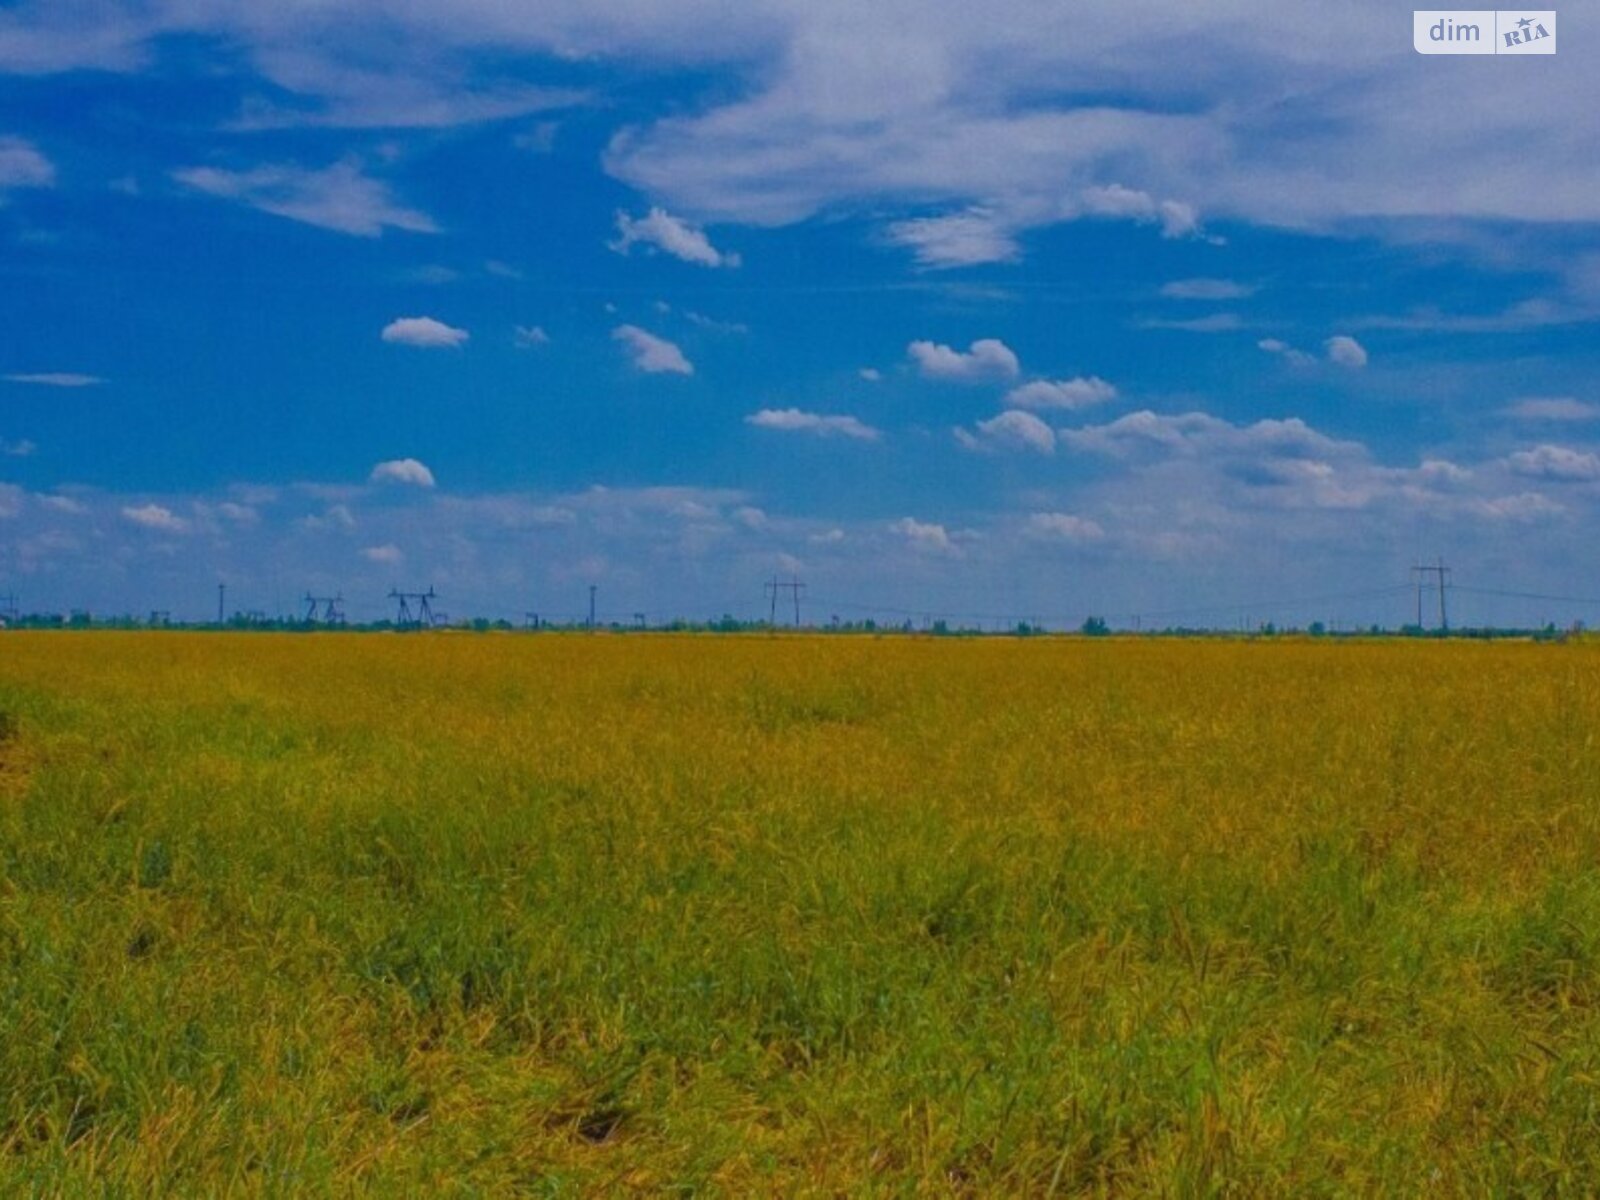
[1517,15,1534,29]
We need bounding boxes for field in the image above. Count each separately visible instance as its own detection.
[3,633,1600,1194]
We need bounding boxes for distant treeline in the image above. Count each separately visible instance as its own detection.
[0,611,1587,641]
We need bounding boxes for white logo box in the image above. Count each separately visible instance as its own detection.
[1414,10,1556,54]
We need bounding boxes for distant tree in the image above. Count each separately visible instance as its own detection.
[1081,616,1110,637]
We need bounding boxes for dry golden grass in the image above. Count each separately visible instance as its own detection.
[3,632,1600,1193]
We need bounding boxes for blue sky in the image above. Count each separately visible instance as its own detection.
[2,1,1599,627]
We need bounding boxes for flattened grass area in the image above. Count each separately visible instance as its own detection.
[3,633,1600,1193]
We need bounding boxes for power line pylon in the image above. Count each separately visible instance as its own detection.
[1411,559,1452,632]
[389,587,437,630]
[764,576,806,627]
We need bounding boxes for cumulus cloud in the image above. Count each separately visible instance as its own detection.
[1079,185,1202,239]
[890,516,954,553]
[884,209,1019,268]
[173,161,436,237]
[859,368,882,382]
[613,324,693,375]
[1506,444,1600,482]
[1027,512,1105,542]
[1503,397,1600,422]
[514,324,550,348]
[610,207,738,268]
[1161,278,1256,301]
[369,458,436,487]
[361,543,403,564]
[1,438,37,457]
[121,503,188,533]
[1325,335,1369,368]
[907,338,1019,382]
[0,135,54,190]
[381,316,468,348]
[959,410,1056,454]
[745,408,880,440]
[4,372,103,387]
[1006,376,1116,411]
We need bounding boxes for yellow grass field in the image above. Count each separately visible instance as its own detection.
[3,632,1600,1193]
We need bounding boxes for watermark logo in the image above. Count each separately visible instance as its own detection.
[1414,10,1556,53]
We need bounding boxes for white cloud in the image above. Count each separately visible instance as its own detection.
[1506,444,1600,482]
[746,408,880,440]
[361,543,403,564]
[1503,397,1600,422]
[173,161,436,237]
[1139,313,1244,333]
[0,484,21,520]
[1079,185,1202,239]
[859,368,882,382]
[369,458,436,488]
[231,76,585,132]
[884,209,1019,268]
[1476,492,1566,522]
[684,311,749,335]
[610,207,738,268]
[890,517,953,553]
[808,528,846,545]
[41,494,86,515]
[1258,338,1316,367]
[4,372,103,387]
[121,503,188,533]
[1,438,37,457]
[0,135,54,190]
[1027,512,1105,542]
[613,325,693,375]
[907,338,1019,382]
[1161,278,1256,301]
[1006,376,1116,411]
[961,410,1055,454]
[381,316,468,348]
[514,324,550,348]
[1325,335,1369,368]
[1062,410,1360,463]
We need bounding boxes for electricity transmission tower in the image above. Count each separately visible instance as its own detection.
[764,576,806,627]
[1411,559,1452,632]
[389,587,437,630]
[303,593,345,625]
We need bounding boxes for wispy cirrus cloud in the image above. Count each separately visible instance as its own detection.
[884,209,1019,268]
[173,161,436,237]
[4,372,103,387]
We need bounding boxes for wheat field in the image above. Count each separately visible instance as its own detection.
[2,632,1600,1194]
